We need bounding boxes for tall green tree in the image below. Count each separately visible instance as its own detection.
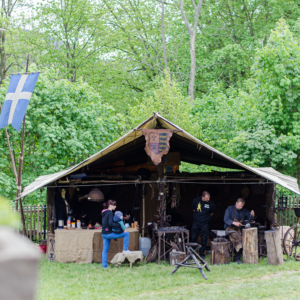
[231,19,300,179]
[19,0,106,82]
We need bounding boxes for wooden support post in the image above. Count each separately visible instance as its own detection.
[242,228,258,264]
[15,54,30,236]
[158,163,164,227]
[265,229,284,265]
[142,184,145,237]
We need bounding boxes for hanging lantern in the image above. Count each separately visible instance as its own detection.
[88,188,105,202]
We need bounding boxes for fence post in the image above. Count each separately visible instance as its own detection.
[33,205,36,241]
[285,198,288,226]
[37,204,40,241]
[288,196,292,226]
[276,196,280,226]
[292,196,296,226]
[43,205,47,240]
[30,205,32,240]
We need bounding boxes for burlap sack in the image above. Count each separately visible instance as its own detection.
[110,251,143,267]
[55,229,95,263]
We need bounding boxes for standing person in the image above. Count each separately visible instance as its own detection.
[101,200,132,269]
[224,198,255,264]
[191,191,216,259]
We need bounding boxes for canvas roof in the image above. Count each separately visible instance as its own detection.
[18,113,300,199]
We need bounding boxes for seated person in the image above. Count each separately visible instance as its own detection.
[112,211,126,234]
[224,198,255,264]
[123,210,135,226]
[80,210,90,226]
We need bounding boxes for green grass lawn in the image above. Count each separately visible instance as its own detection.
[37,255,300,300]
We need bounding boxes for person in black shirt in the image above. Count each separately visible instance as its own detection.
[80,211,90,226]
[123,210,135,226]
[191,191,216,259]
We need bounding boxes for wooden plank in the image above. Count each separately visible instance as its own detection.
[37,204,40,241]
[288,196,292,226]
[30,205,32,240]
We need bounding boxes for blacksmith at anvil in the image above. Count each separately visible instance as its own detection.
[191,191,217,260]
[224,198,255,264]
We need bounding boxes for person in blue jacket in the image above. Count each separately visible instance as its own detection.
[112,211,125,234]
[224,198,255,264]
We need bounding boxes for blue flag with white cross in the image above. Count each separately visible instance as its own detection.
[0,73,39,132]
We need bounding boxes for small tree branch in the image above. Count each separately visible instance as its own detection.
[179,0,192,35]
[193,0,203,32]
[160,0,168,71]
[191,0,196,10]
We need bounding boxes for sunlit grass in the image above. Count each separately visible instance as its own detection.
[37,255,300,300]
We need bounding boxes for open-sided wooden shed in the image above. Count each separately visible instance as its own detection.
[19,113,300,234]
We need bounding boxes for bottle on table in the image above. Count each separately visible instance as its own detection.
[72,215,76,228]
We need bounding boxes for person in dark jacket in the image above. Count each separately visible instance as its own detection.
[191,191,216,259]
[101,200,132,268]
[224,198,255,264]
[123,210,135,227]
[112,211,125,234]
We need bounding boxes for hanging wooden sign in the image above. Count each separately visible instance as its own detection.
[142,129,173,165]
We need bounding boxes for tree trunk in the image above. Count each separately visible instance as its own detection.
[160,0,168,72]
[189,32,196,100]
[179,0,203,102]
[0,30,6,84]
[265,229,284,265]
[242,228,258,264]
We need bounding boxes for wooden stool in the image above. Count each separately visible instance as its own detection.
[171,243,210,280]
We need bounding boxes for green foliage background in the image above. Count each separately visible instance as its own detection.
[1,0,300,203]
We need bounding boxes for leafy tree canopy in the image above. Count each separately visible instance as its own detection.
[0,68,124,203]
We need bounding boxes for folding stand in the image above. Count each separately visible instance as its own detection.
[170,243,210,280]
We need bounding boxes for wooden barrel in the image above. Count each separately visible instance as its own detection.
[210,238,230,265]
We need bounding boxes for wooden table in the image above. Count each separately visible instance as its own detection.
[53,228,139,264]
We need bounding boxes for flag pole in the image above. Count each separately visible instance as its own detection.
[0,103,18,185]
[17,53,29,236]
